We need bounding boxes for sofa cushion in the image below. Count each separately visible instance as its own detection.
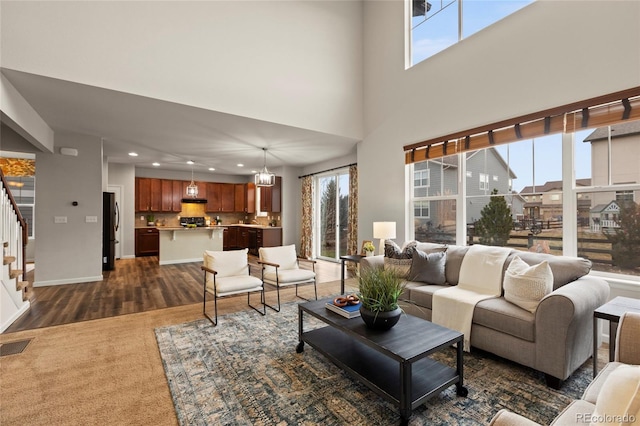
[409,249,447,284]
[589,364,640,425]
[405,283,449,310]
[204,249,249,278]
[503,256,553,313]
[506,251,591,290]
[473,297,536,342]
[583,362,625,404]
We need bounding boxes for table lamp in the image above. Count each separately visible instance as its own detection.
[373,221,396,255]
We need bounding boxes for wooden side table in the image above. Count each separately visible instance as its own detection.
[339,254,364,294]
[593,296,640,377]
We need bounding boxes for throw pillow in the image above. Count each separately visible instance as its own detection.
[383,240,417,279]
[503,255,553,313]
[589,364,640,426]
[408,249,447,285]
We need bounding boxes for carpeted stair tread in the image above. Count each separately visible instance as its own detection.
[9,269,23,279]
[3,255,16,265]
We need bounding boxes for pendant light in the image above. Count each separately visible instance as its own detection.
[255,148,275,187]
[186,161,198,197]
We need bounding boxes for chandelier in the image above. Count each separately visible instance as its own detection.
[186,162,198,197]
[254,148,275,187]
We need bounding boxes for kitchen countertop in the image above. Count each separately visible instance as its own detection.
[136,224,281,230]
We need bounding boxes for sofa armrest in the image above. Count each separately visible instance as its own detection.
[489,409,541,426]
[360,255,384,272]
[534,275,610,381]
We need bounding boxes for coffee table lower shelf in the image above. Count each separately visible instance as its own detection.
[298,326,464,424]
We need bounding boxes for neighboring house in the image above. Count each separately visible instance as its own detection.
[519,179,592,222]
[584,122,640,207]
[589,201,621,232]
[413,148,520,231]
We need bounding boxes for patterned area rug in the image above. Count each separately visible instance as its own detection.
[155,302,592,425]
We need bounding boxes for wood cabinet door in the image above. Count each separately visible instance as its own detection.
[260,186,272,213]
[238,228,249,248]
[172,180,183,212]
[135,228,159,256]
[271,176,282,213]
[206,183,221,212]
[234,184,245,212]
[161,180,173,212]
[220,183,235,212]
[149,179,162,212]
[246,183,256,214]
[136,177,151,212]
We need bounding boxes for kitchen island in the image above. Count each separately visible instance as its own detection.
[157,226,225,265]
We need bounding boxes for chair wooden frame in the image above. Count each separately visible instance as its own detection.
[201,265,266,326]
[257,257,317,312]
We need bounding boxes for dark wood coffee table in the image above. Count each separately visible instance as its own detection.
[296,299,467,425]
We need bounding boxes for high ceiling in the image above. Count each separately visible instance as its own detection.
[1,69,359,176]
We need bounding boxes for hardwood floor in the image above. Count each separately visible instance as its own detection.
[4,255,352,333]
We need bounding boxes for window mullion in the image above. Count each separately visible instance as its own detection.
[562,132,577,257]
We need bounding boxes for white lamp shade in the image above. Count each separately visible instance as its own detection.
[373,221,396,255]
[373,222,396,239]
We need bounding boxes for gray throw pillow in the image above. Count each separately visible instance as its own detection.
[409,249,447,284]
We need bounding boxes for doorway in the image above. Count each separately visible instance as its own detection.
[315,170,349,262]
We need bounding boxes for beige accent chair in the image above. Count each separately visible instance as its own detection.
[257,245,317,312]
[489,311,640,426]
[202,249,265,326]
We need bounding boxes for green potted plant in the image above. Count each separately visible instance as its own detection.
[146,214,155,226]
[357,267,405,330]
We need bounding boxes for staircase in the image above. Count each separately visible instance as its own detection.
[1,169,31,333]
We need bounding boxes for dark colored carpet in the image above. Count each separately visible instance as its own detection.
[155,302,592,425]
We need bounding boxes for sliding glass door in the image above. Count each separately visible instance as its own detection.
[316,171,349,261]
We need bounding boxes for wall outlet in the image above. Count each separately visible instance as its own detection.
[54,216,67,224]
[86,216,98,223]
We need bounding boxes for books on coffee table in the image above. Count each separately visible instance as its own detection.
[325,302,361,319]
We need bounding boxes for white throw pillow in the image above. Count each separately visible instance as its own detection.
[204,249,249,278]
[590,364,640,426]
[503,256,553,313]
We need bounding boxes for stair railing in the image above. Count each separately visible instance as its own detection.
[0,168,28,281]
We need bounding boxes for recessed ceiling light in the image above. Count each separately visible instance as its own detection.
[251,170,257,173]
[128,152,138,157]
[186,160,195,165]
[237,163,244,167]
[152,162,160,167]
[208,167,215,171]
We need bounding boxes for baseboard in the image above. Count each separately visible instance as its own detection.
[0,301,30,333]
[34,275,104,287]
[120,255,136,260]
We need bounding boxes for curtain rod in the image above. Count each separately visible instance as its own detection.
[298,163,357,179]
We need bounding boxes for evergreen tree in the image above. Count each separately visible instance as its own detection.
[475,189,513,246]
[608,201,640,269]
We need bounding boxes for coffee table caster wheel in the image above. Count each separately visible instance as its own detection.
[296,342,304,353]
[456,386,468,397]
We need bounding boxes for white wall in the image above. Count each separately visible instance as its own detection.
[1,0,363,141]
[107,163,135,259]
[34,131,103,286]
[359,0,640,246]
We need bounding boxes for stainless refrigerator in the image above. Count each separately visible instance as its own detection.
[102,192,119,270]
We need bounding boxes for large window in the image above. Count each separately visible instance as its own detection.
[408,118,640,278]
[410,0,534,66]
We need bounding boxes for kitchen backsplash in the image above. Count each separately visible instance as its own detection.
[135,212,280,227]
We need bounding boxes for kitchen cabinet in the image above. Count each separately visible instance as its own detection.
[223,227,237,251]
[234,183,256,213]
[206,183,235,212]
[237,227,249,249]
[171,180,183,212]
[249,227,282,256]
[161,180,173,212]
[135,177,162,212]
[259,176,281,213]
[135,228,159,256]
